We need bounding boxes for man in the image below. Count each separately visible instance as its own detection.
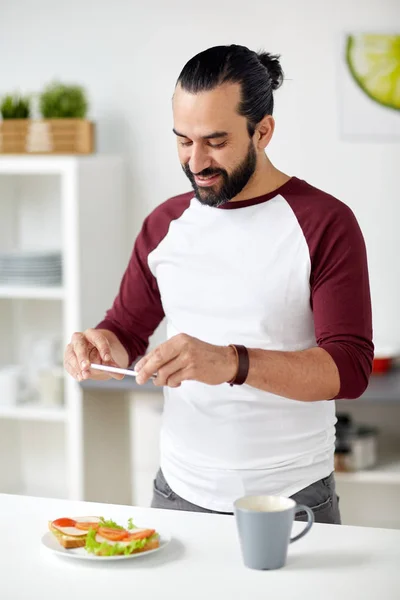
[64,45,374,523]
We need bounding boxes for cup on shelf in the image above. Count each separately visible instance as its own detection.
[372,356,393,375]
[21,334,63,394]
[0,365,24,406]
[335,413,378,472]
[32,337,62,369]
[372,345,400,375]
[37,366,64,406]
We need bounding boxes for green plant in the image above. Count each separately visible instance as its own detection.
[0,94,31,119]
[39,82,88,118]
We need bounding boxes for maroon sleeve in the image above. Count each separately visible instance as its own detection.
[96,192,192,365]
[284,179,374,399]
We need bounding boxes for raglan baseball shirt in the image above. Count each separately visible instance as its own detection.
[96,176,374,512]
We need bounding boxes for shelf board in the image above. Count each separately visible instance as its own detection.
[359,369,400,402]
[0,155,78,175]
[0,404,67,422]
[336,459,400,484]
[0,155,114,175]
[0,285,64,300]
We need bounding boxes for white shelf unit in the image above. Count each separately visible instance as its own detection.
[0,155,129,502]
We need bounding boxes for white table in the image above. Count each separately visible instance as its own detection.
[1,493,399,600]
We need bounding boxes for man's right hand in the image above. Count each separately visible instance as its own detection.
[64,329,126,381]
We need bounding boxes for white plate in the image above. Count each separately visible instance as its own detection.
[41,530,171,561]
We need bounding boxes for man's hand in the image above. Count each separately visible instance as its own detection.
[135,334,237,388]
[64,329,128,382]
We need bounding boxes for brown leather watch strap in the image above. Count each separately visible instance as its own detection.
[228,344,250,386]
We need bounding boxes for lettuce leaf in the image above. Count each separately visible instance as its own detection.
[85,529,158,557]
[127,518,136,530]
[98,517,124,530]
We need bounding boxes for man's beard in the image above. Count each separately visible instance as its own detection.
[182,141,257,207]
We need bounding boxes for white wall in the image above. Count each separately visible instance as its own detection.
[1,0,399,351]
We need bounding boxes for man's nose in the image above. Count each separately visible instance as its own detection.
[189,146,211,175]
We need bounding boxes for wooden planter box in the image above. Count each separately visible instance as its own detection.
[0,119,94,154]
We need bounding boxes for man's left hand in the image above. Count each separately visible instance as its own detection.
[135,334,237,388]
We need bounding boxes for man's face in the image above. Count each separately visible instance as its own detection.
[173,82,257,207]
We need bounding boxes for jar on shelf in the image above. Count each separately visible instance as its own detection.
[335,413,378,472]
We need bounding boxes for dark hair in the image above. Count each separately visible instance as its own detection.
[176,44,284,137]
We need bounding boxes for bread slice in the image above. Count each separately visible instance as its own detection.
[48,521,87,549]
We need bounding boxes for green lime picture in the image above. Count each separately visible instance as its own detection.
[346,34,400,111]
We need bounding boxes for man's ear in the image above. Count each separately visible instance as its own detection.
[255,115,275,150]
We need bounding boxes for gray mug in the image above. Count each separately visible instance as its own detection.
[234,495,314,570]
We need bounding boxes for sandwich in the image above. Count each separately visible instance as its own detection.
[48,516,159,556]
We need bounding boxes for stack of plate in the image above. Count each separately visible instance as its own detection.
[0,251,62,286]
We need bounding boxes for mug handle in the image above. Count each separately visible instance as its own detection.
[290,504,314,543]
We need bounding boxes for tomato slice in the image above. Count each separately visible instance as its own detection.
[126,528,155,541]
[52,518,76,528]
[75,522,100,531]
[97,527,129,541]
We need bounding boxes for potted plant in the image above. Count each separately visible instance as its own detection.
[0,82,94,155]
[0,94,31,153]
[39,82,88,119]
[29,81,94,154]
[1,94,31,119]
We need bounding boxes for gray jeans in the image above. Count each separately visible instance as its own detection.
[151,468,341,524]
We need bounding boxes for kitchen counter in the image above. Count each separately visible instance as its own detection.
[1,493,399,600]
[81,368,400,401]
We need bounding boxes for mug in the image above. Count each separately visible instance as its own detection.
[38,366,64,406]
[234,495,314,570]
[0,365,23,406]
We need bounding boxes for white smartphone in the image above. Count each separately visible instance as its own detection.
[90,363,156,379]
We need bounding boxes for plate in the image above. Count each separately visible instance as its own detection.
[41,530,171,561]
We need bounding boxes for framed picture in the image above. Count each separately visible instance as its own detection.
[338,33,400,140]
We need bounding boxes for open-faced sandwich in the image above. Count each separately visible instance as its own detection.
[48,516,159,556]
